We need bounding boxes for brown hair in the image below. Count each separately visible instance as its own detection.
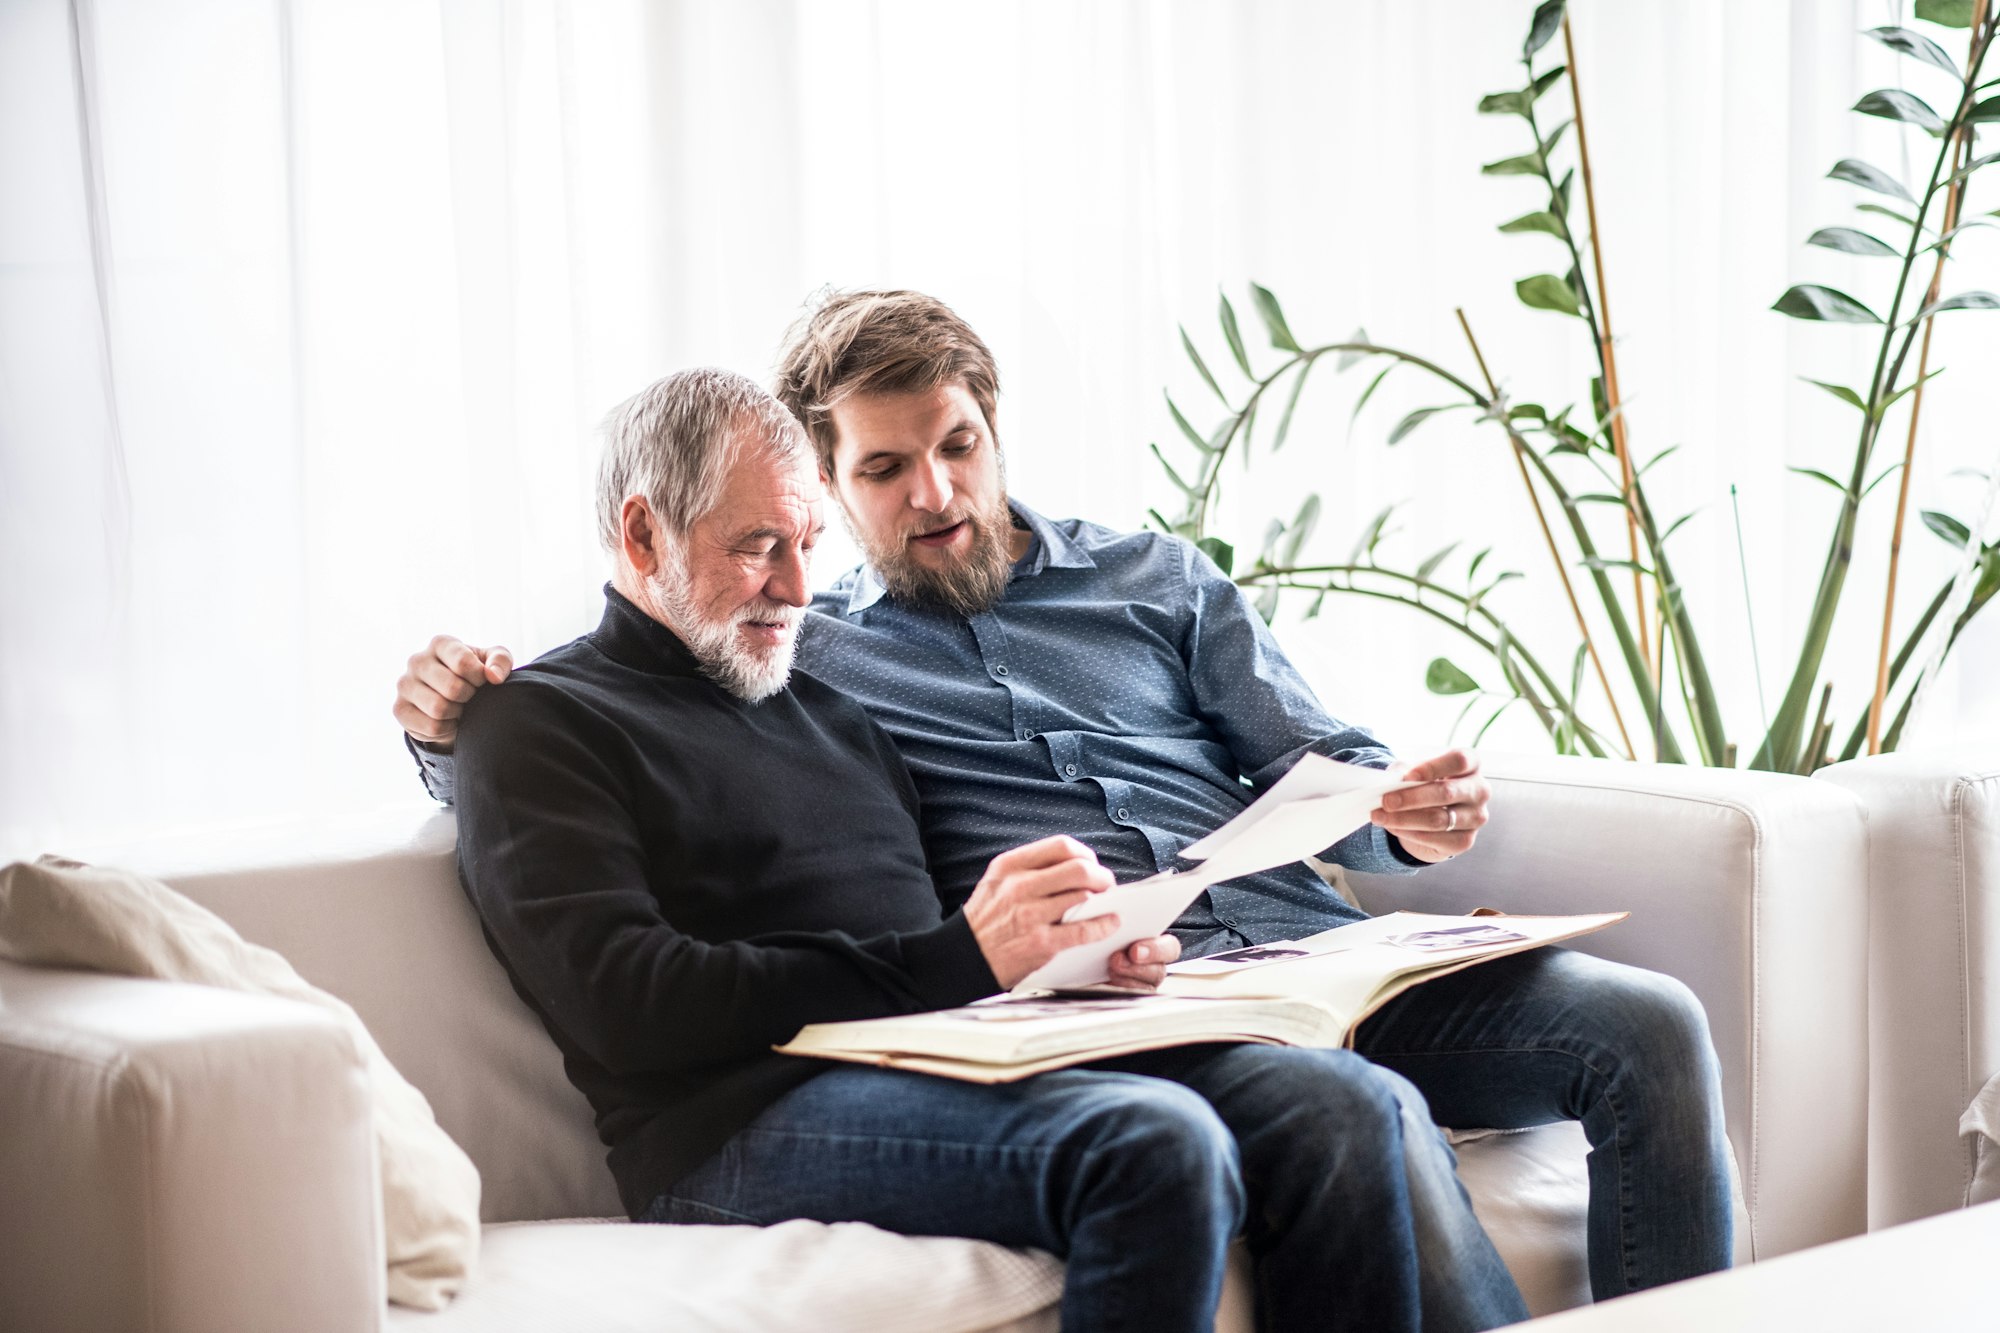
[773,290,1001,477]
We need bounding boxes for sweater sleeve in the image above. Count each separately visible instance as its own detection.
[452,679,999,1078]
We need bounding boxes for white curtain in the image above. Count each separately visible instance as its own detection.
[3,0,1996,857]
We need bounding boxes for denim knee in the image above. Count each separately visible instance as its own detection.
[1066,1076,1247,1228]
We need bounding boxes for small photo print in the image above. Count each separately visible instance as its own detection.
[1206,945,1311,964]
[1385,924,1529,953]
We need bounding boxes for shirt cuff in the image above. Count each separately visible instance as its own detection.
[404,733,457,805]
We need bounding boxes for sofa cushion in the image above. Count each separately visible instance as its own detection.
[383,1218,1066,1333]
[0,855,481,1310]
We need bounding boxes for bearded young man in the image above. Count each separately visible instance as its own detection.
[442,365,1532,1333]
[398,293,1735,1306]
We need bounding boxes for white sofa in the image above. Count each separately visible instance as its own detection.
[0,753,1873,1331]
[1817,751,2000,1228]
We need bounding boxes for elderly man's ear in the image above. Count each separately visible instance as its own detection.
[619,496,667,578]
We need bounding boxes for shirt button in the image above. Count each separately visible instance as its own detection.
[1022,729,1037,740]
[995,665,1010,676]
[1116,807,1131,821]
[1064,763,1078,777]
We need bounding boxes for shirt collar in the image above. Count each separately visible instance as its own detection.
[840,498,1096,615]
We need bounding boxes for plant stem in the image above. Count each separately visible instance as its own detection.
[1837,579,1953,762]
[1456,308,1636,757]
[1868,0,1990,755]
[1561,10,1652,682]
[1755,15,1997,772]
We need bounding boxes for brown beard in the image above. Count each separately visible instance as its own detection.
[863,496,1015,617]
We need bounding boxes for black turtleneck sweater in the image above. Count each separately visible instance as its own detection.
[452,587,1000,1217]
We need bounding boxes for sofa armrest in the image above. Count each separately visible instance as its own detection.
[0,959,384,1333]
[1817,750,2000,1228]
[1347,753,1869,1260]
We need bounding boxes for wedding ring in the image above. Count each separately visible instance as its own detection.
[1445,805,1458,833]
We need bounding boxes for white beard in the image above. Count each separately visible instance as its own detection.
[649,563,801,703]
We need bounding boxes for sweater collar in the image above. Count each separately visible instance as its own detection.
[588,585,710,679]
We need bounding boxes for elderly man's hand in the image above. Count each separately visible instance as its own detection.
[393,634,514,748]
[964,836,1120,990]
[1370,748,1490,863]
[1103,933,1182,991]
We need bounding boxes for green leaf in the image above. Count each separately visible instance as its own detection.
[1149,442,1196,494]
[1857,202,1923,229]
[1970,96,2000,123]
[1509,403,1548,422]
[1415,541,1461,582]
[1478,90,1529,116]
[1828,158,1916,203]
[1865,26,1962,76]
[1803,378,1869,411]
[1180,326,1226,406]
[1524,0,1565,57]
[1914,290,2000,320]
[1252,582,1280,624]
[1466,547,1492,586]
[1218,291,1252,377]
[1195,536,1234,575]
[1539,119,1571,159]
[1146,507,1172,532]
[1206,412,1242,453]
[1876,367,1946,419]
[1388,404,1465,444]
[1853,89,1946,134]
[1258,517,1286,565]
[1278,493,1321,567]
[1473,698,1519,746]
[1304,585,1329,620]
[1945,152,2000,189]
[1249,283,1301,352]
[1638,444,1681,476]
[1165,393,1210,453]
[1806,226,1898,256]
[1915,0,1974,25]
[1530,65,1567,102]
[1789,466,1851,495]
[1863,462,1907,498]
[1923,510,1973,546]
[1517,273,1583,316]
[1571,492,1630,505]
[1426,657,1482,696]
[1482,152,1545,177]
[1771,284,1883,323]
[1348,504,1397,566]
[1500,210,1568,238]
[1582,556,1656,576]
[1660,510,1704,544]
[1554,168,1575,219]
[1335,327,1371,373]
[1349,361,1397,430]
[1466,570,1523,615]
[1271,358,1315,453]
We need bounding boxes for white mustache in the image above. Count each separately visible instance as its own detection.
[735,604,803,630]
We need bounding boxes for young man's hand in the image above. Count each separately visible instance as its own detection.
[1370,748,1491,863]
[1103,933,1182,991]
[393,634,513,748]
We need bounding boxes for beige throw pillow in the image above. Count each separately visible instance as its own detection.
[0,855,481,1310]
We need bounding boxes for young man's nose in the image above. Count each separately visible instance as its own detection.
[908,456,954,513]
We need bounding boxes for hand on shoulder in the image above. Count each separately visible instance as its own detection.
[393,634,514,749]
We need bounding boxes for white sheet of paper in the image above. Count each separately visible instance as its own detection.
[1012,756,1419,992]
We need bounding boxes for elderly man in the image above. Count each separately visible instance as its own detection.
[405,292,1733,1306]
[447,365,1528,1333]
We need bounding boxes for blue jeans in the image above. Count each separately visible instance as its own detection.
[645,1042,1529,1333]
[1354,946,1735,1299]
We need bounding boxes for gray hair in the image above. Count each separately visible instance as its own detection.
[595,367,811,551]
